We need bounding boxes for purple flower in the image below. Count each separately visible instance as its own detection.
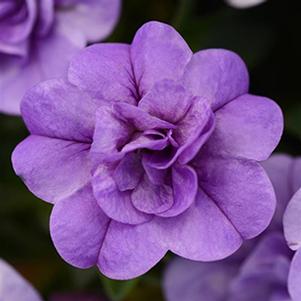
[164,233,293,301]
[0,259,42,301]
[0,0,121,115]
[12,21,283,279]
[164,154,301,301]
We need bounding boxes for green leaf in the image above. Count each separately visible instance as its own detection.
[101,276,139,301]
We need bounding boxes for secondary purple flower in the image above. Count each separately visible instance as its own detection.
[12,21,283,279]
[283,159,301,300]
[164,233,293,301]
[164,154,301,301]
[0,259,42,301]
[0,0,121,115]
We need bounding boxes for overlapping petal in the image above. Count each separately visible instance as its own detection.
[131,21,192,96]
[182,49,249,110]
[284,189,301,251]
[98,220,167,280]
[21,78,97,141]
[68,44,136,103]
[92,165,151,225]
[195,156,276,239]
[203,94,283,161]
[163,189,243,261]
[50,185,110,268]
[12,135,91,204]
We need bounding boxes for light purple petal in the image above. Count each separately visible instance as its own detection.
[131,175,174,214]
[158,165,198,217]
[163,189,243,261]
[261,154,294,230]
[113,153,143,191]
[164,257,238,301]
[138,79,192,123]
[0,259,42,301]
[203,94,283,161]
[90,106,133,164]
[92,165,151,225]
[68,44,137,103]
[12,135,91,204]
[229,233,291,301]
[131,21,192,96]
[0,0,36,45]
[98,220,167,279]
[122,133,169,153]
[195,156,276,239]
[288,248,301,301]
[283,189,301,251]
[182,49,249,110]
[21,79,97,141]
[114,102,175,131]
[0,33,79,115]
[50,185,110,268]
[56,0,120,45]
[142,103,214,169]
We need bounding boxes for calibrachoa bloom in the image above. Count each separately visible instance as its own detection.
[0,0,120,115]
[12,21,283,279]
[164,154,301,301]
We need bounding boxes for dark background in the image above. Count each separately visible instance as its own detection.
[1,0,300,300]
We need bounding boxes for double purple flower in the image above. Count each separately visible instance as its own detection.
[12,21,283,279]
[0,0,120,114]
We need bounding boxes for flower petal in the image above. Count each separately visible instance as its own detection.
[113,153,143,191]
[68,44,137,104]
[114,102,175,131]
[50,185,110,268]
[261,154,294,230]
[203,94,283,161]
[92,165,151,225]
[98,220,167,279]
[91,106,133,164]
[288,248,301,300]
[0,33,79,115]
[194,156,276,239]
[283,189,301,251]
[138,80,192,123]
[164,257,238,301]
[21,79,97,141]
[131,175,174,214]
[131,21,192,96]
[12,135,91,204]
[0,259,42,301]
[230,233,291,301]
[158,165,198,217]
[0,0,37,45]
[182,49,249,110]
[164,188,242,261]
[56,0,120,45]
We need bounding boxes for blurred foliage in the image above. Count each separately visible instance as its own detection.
[1,0,301,300]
